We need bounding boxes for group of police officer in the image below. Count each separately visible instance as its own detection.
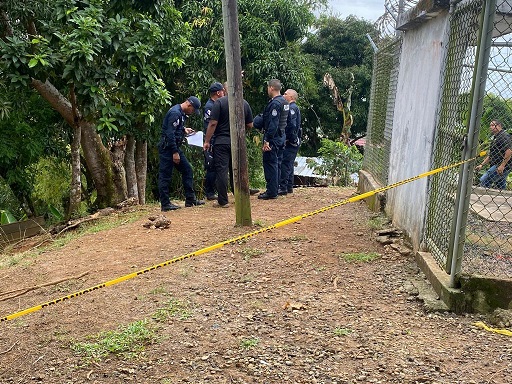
[157,79,302,211]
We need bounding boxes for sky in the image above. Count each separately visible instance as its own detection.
[326,0,386,22]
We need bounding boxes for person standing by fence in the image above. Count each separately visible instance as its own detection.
[475,120,512,190]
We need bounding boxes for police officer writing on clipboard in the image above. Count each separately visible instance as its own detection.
[158,96,205,211]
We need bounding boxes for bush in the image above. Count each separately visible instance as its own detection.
[313,138,363,186]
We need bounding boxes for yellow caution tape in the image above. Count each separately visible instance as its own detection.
[0,151,486,322]
[474,321,512,337]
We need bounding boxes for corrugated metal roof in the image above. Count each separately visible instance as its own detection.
[294,156,327,179]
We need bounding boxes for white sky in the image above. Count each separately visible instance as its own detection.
[326,0,385,22]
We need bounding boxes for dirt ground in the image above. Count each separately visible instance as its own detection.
[0,186,511,384]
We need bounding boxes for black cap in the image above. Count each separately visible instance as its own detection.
[187,96,201,115]
[208,82,224,93]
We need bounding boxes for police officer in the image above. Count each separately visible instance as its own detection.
[204,83,254,208]
[258,79,289,200]
[203,82,225,200]
[278,89,301,195]
[158,96,205,211]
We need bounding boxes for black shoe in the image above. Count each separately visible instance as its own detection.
[277,189,288,196]
[161,203,180,211]
[249,188,259,195]
[185,199,205,207]
[206,194,217,201]
[258,193,277,200]
[287,188,293,194]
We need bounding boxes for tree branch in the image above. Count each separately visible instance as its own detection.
[0,271,89,301]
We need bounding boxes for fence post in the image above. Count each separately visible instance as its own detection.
[449,0,496,287]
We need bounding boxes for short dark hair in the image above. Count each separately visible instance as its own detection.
[267,79,282,91]
[491,119,503,127]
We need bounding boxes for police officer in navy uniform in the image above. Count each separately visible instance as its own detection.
[158,96,205,211]
[203,82,225,200]
[203,83,254,208]
[278,89,301,195]
[258,79,289,200]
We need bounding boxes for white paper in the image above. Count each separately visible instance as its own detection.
[186,131,204,147]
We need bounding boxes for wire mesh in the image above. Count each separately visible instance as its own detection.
[425,0,483,272]
[375,0,420,38]
[463,0,512,279]
[362,38,402,186]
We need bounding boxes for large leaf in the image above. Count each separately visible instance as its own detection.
[0,209,17,224]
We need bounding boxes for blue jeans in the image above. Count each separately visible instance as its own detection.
[158,146,196,206]
[480,165,510,190]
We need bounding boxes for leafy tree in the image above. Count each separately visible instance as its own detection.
[301,15,378,154]
[0,82,67,217]
[0,0,191,212]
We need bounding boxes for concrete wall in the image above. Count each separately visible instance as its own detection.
[386,13,449,250]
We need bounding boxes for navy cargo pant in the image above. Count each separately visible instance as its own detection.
[262,142,280,197]
[158,146,196,207]
[279,144,299,192]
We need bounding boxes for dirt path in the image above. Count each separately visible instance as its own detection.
[0,187,510,383]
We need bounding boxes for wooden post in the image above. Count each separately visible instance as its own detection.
[221,0,252,226]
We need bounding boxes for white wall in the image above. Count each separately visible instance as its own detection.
[386,13,449,250]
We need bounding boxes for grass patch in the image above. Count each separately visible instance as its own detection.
[341,252,380,263]
[240,273,255,283]
[284,234,308,242]
[333,327,352,336]
[240,337,259,349]
[149,286,168,295]
[0,251,38,269]
[71,320,156,361]
[152,298,192,322]
[239,247,264,260]
[367,215,388,230]
[252,219,266,227]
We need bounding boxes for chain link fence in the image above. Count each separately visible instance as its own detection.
[463,0,512,279]
[366,0,512,281]
[423,0,512,280]
[425,0,484,273]
[362,38,402,186]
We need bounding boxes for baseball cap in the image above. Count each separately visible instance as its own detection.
[187,96,201,115]
[209,82,224,93]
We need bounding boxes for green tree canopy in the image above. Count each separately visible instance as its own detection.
[300,15,378,154]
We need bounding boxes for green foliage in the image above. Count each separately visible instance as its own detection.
[312,139,363,185]
[300,16,378,154]
[30,157,71,218]
[367,215,388,230]
[341,252,380,263]
[0,209,16,224]
[152,298,192,322]
[0,84,66,217]
[333,327,352,336]
[240,337,259,349]
[239,247,265,260]
[71,320,156,361]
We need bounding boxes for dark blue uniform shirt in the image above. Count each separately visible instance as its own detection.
[286,101,301,146]
[263,95,289,146]
[161,104,186,154]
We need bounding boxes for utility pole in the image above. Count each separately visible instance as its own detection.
[221,0,252,226]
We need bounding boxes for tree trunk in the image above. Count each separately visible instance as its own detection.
[110,138,128,202]
[135,140,147,204]
[67,83,82,219]
[31,79,119,208]
[125,135,139,200]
